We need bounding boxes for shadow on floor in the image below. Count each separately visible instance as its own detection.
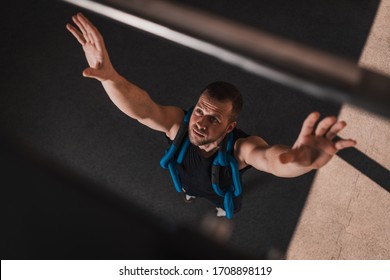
[337,144,390,192]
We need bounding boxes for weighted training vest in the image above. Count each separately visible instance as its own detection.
[160,107,242,219]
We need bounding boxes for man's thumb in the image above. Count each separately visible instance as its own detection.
[82,67,100,79]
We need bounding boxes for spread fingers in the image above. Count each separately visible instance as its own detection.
[315,116,337,136]
[335,139,357,150]
[326,121,346,140]
[298,112,320,139]
[66,23,85,45]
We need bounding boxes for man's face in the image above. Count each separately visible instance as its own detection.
[188,93,236,147]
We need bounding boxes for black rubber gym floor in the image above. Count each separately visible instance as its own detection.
[0,0,380,259]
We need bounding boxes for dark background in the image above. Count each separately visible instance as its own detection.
[1,0,380,259]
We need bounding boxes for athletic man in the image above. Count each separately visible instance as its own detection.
[66,13,356,217]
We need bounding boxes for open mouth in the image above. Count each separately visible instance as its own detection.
[192,128,205,137]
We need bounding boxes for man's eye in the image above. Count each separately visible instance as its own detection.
[195,109,203,115]
[210,117,219,123]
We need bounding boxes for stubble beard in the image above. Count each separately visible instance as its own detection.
[188,128,208,146]
[188,125,226,147]
[189,133,210,146]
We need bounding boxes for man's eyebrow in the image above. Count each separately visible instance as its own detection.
[196,102,223,120]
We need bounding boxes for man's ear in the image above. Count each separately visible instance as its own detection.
[226,121,237,133]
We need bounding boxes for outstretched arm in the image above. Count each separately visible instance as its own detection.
[235,112,357,177]
[66,13,183,138]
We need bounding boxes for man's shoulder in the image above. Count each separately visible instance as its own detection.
[233,127,251,141]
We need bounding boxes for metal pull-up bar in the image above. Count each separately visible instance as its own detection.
[63,0,390,120]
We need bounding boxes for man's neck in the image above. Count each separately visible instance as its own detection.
[197,134,226,157]
[197,144,220,158]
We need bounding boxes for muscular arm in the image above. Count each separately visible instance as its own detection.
[101,75,183,137]
[235,112,356,178]
[235,136,312,177]
[67,13,183,139]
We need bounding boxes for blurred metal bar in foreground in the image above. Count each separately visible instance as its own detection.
[63,0,390,119]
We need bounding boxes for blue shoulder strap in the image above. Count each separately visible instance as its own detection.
[211,132,242,219]
[160,107,193,192]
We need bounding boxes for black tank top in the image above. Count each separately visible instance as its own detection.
[166,128,251,209]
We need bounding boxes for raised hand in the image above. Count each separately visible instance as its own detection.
[66,13,116,81]
[279,112,356,169]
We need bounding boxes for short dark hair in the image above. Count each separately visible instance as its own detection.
[200,81,243,121]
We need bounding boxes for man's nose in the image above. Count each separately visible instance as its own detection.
[196,117,207,130]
